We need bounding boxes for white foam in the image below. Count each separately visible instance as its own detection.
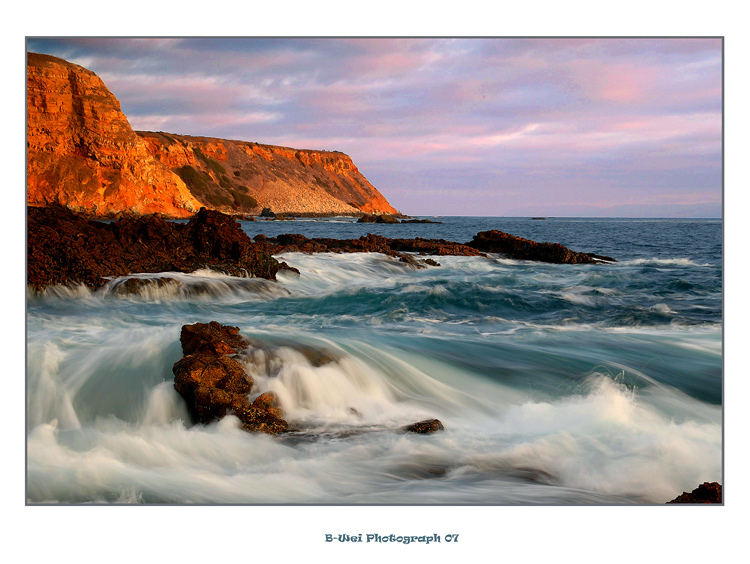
[621,257,713,267]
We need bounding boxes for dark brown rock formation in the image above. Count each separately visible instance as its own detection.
[27,206,284,291]
[172,322,288,434]
[403,419,445,434]
[357,213,400,224]
[667,482,722,504]
[254,233,485,265]
[466,230,616,264]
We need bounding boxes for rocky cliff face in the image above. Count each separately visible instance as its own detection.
[139,132,398,216]
[27,52,398,217]
[27,53,202,217]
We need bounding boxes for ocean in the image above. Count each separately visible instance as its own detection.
[25,216,722,504]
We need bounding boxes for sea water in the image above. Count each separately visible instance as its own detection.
[25,217,722,504]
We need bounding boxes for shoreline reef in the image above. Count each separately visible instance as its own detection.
[27,206,615,292]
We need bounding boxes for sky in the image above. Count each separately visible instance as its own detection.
[27,37,722,217]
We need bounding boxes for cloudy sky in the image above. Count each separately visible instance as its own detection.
[27,37,722,217]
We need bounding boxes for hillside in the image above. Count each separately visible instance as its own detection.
[138,132,398,216]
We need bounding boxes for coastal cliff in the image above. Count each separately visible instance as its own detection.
[26,53,201,218]
[139,132,398,216]
[26,52,398,217]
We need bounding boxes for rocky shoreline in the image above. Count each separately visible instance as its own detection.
[27,206,616,291]
[27,206,290,291]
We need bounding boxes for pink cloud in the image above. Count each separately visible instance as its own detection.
[564,60,657,103]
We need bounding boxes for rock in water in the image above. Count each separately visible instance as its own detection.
[358,213,400,223]
[667,482,722,504]
[403,419,445,434]
[26,206,284,291]
[172,321,289,434]
[467,230,615,264]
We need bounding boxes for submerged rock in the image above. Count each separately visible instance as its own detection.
[667,482,722,504]
[403,419,445,434]
[172,321,289,435]
[109,277,181,296]
[358,213,400,223]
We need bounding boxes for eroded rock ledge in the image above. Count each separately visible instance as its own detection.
[467,230,615,264]
[255,232,484,269]
[27,206,287,291]
[27,207,616,291]
[255,230,614,265]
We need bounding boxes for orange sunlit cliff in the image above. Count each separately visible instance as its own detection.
[27,52,398,217]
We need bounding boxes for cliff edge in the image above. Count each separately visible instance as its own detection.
[27,52,398,218]
[139,132,397,216]
[27,53,201,217]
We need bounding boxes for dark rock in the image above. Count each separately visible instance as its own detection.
[358,213,400,224]
[667,482,722,504]
[295,346,339,367]
[586,252,617,263]
[260,207,276,218]
[110,277,181,296]
[234,392,289,434]
[27,205,283,291]
[172,321,289,435]
[403,419,444,434]
[401,218,442,224]
[399,254,426,269]
[467,230,616,264]
[179,321,247,356]
[277,261,301,276]
[256,232,485,259]
[173,352,253,423]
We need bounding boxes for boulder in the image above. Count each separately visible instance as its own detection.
[179,321,247,356]
[403,419,445,434]
[172,321,289,434]
[667,482,722,504]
